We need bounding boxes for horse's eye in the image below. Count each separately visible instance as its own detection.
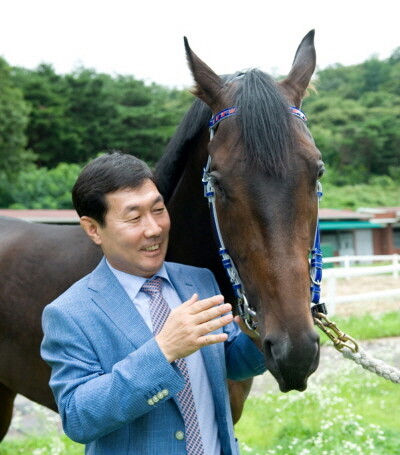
[210,172,226,197]
[317,163,325,179]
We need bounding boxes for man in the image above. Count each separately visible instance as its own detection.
[41,151,266,455]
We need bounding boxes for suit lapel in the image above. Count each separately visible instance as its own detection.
[87,258,153,348]
[165,262,196,302]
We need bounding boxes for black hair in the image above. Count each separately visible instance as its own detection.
[72,151,155,226]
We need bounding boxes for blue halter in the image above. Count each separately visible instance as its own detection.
[203,106,326,332]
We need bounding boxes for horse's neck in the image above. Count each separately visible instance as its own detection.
[164,134,237,305]
[166,133,211,249]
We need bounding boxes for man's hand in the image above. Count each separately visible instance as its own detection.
[155,294,233,362]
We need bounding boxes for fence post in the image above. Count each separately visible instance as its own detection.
[325,274,337,315]
[394,254,399,278]
[344,255,351,281]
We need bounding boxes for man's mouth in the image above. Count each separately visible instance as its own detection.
[144,244,160,252]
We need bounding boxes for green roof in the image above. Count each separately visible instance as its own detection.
[320,221,384,230]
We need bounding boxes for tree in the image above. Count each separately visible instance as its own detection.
[0,58,33,178]
[1,162,81,209]
[10,66,193,167]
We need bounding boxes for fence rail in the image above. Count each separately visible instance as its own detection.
[321,254,400,314]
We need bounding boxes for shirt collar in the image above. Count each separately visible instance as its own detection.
[105,259,172,299]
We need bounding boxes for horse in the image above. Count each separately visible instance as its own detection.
[0,30,323,441]
[157,29,323,408]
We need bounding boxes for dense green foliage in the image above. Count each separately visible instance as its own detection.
[304,53,400,184]
[0,50,399,208]
[0,58,35,178]
[9,65,192,168]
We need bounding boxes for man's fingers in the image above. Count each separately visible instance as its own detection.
[188,295,225,314]
[200,332,228,346]
[183,293,199,306]
[194,303,232,324]
[200,313,233,334]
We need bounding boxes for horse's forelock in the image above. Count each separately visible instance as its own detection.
[234,69,294,177]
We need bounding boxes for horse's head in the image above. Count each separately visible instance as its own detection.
[185,31,323,392]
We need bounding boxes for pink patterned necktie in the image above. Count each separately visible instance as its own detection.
[141,277,205,455]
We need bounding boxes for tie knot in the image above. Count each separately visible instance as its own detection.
[141,277,163,296]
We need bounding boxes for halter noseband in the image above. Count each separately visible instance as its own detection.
[203,105,326,333]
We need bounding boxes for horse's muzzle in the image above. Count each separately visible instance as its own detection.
[263,329,320,392]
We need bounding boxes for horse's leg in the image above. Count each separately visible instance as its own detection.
[228,378,253,424]
[0,383,16,441]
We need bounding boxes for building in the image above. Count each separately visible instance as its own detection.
[318,209,385,257]
[1,207,398,256]
[357,207,400,255]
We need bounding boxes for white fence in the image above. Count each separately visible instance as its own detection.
[321,254,400,314]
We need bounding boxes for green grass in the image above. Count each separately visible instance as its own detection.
[235,311,400,454]
[0,434,83,455]
[235,361,400,455]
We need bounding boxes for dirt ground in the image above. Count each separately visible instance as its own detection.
[321,274,400,316]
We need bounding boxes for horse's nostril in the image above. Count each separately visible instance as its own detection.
[263,339,272,356]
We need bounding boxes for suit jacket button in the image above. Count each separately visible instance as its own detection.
[147,398,154,406]
[153,395,159,403]
[157,391,164,400]
[162,389,169,397]
[175,430,185,440]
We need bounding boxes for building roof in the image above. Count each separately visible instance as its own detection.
[357,207,400,225]
[0,209,79,224]
[319,208,371,220]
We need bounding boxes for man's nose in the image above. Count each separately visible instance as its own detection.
[144,215,162,237]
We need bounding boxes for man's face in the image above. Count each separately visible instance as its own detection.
[84,179,170,277]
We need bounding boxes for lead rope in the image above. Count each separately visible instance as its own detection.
[315,313,400,384]
[342,347,400,384]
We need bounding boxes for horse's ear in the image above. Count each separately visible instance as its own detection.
[184,37,224,108]
[280,30,316,107]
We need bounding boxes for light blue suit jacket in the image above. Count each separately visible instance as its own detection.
[41,258,266,455]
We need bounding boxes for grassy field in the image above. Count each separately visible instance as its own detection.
[1,311,399,455]
[235,352,400,454]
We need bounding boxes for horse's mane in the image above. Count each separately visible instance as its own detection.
[156,70,294,202]
[155,97,211,203]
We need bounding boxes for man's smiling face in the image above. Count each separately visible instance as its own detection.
[86,179,170,277]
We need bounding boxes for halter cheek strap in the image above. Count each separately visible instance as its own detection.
[204,106,326,332]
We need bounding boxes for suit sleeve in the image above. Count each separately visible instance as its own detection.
[41,303,184,444]
[202,268,267,381]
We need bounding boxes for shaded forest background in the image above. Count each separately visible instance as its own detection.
[0,50,399,209]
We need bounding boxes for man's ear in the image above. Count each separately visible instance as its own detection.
[80,216,103,245]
